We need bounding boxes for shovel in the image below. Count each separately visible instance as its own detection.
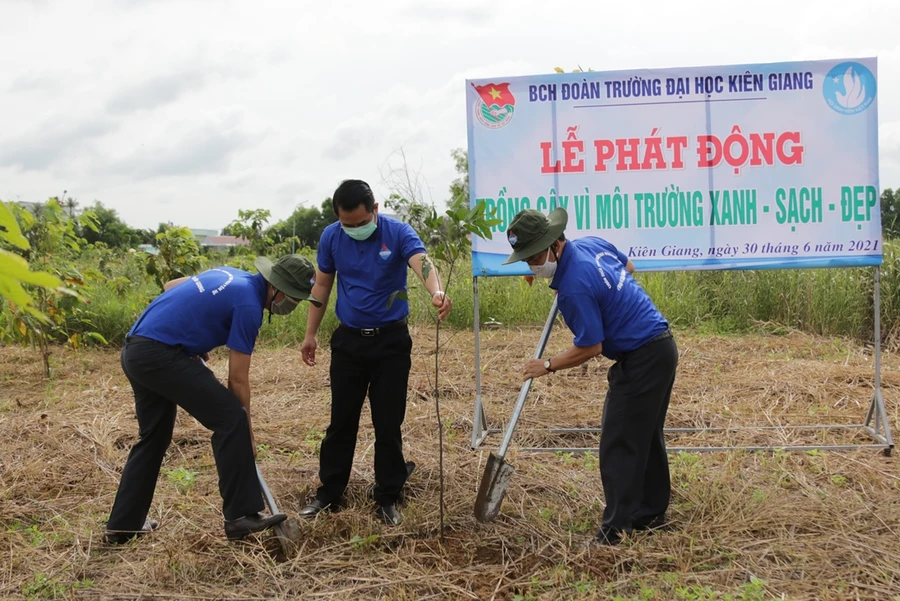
[199,358,302,556]
[474,297,558,523]
[256,464,302,558]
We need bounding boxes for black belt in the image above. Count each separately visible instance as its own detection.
[125,335,155,344]
[616,328,673,361]
[125,335,188,353]
[647,328,673,344]
[339,318,408,337]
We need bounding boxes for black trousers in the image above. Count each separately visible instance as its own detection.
[106,336,263,532]
[599,332,678,533]
[316,324,412,506]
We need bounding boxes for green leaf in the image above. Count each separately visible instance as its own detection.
[55,286,82,300]
[421,255,433,282]
[79,212,100,233]
[386,290,408,308]
[85,331,109,345]
[0,250,62,289]
[0,202,30,250]
[0,254,57,321]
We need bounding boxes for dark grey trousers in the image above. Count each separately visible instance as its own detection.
[316,324,413,506]
[106,336,263,533]
[599,332,678,533]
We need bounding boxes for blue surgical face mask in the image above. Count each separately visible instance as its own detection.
[342,216,377,241]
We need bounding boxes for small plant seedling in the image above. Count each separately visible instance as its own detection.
[385,190,500,540]
[350,534,379,549]
[166,467,198,494]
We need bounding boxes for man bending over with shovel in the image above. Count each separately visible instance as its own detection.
[502,208,678,546]
[103,255,321,544]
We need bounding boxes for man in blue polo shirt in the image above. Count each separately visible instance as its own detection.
[104,254,321,544]
[503,208,678,546]
[298,179,451,525]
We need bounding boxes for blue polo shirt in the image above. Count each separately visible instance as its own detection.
[317,214,427,328]
[129,267,268,356]
[550,237,668,360]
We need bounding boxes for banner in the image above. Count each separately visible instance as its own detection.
[465,58,881,276]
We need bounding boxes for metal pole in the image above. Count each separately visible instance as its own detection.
[874,267,894,453]
[471,276,486,448]
[875,266,882,391]
[497,297,558,457]
[864,266,893,454]
[517,443,890,454]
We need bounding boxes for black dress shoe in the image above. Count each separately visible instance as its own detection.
[103,518,160,544]
[593,526,625,546]
[406,461,416,478]
[375,504,403,526]
[299,498,333,518]
[633,513,669,532]
[224,512,287,540]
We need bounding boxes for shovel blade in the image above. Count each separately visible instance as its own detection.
[474,452,515,523]
[273,517,302,558]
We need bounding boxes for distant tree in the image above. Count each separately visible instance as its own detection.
[79,201,143,248]
[145,227,207,290]
[64,197,79,219]
[268,199,337,251]
[449,148,468,204]
[224,209,272,255]
[138,229,157,245]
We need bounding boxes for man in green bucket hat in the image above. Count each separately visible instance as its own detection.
[105,254,320,544]
[504,208,678,546]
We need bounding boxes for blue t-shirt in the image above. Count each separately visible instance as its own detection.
[129,267,268,356]
[317,214,427,328]
[550,237,668,360]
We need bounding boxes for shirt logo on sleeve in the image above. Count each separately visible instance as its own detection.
[379,244,392,260]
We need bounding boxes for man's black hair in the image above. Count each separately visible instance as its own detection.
[332,179,375,215]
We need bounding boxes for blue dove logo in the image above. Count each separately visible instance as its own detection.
[823,62,876,115]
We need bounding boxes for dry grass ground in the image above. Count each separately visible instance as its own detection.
[2,325,900,600]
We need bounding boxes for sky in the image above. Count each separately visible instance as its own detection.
[1,0,897,232]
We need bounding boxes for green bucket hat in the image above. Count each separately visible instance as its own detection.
[255,255,322,307]
[502,208,568,265]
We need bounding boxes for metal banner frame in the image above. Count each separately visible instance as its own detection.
[470,267,894,456]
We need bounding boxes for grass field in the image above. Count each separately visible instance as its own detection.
[2,325,900,600]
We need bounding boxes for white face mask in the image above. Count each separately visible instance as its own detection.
[529,248,558,279]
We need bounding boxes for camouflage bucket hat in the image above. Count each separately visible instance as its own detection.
[502,208,568,264]
[255,255,322,307]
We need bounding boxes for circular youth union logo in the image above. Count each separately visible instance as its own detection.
[822,62,876,115]
[472,83,516,129]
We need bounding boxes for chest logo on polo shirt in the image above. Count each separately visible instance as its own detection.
[379,244,392,260]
